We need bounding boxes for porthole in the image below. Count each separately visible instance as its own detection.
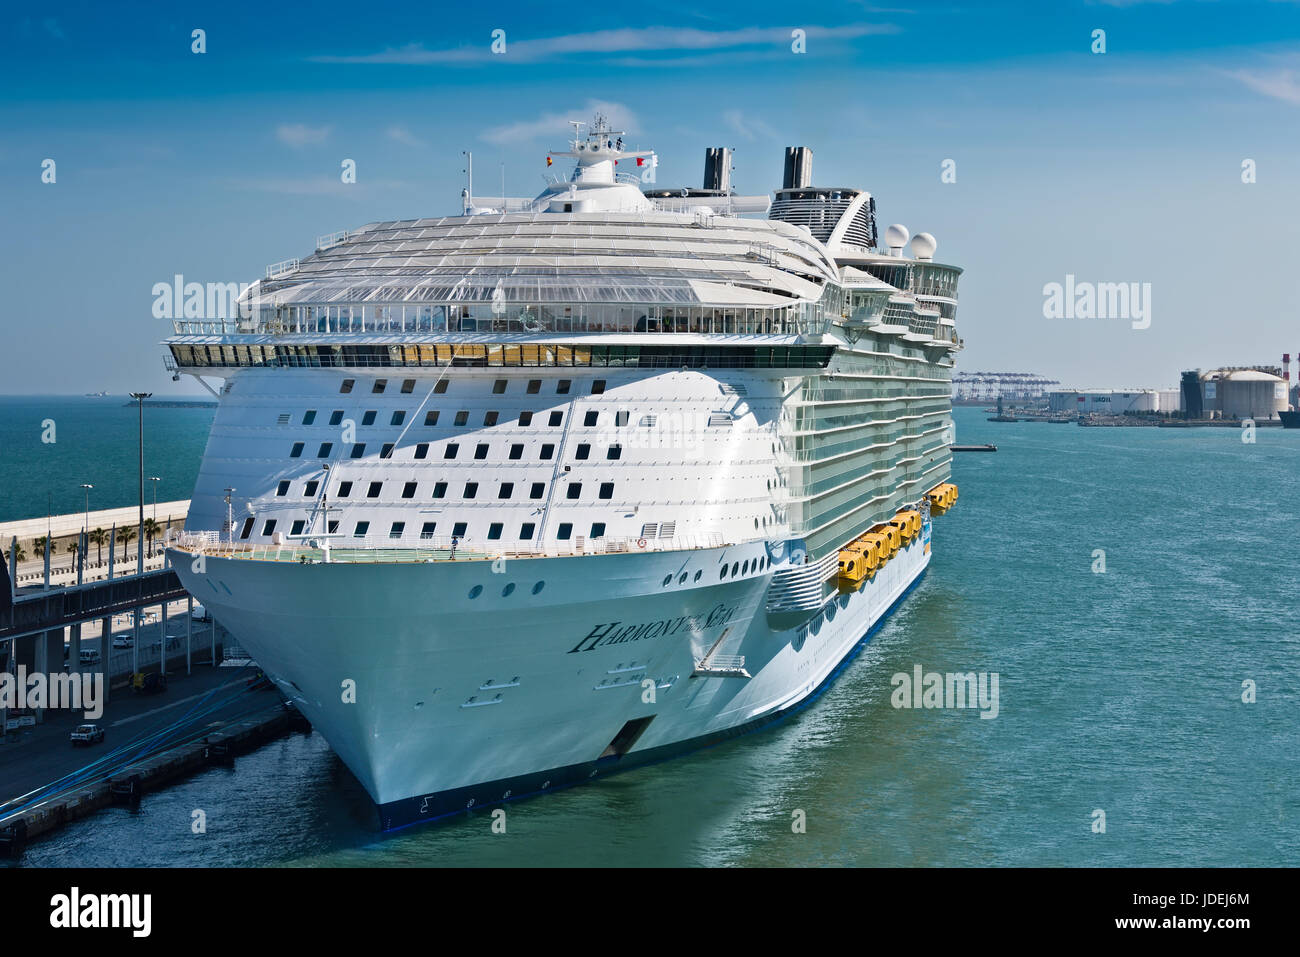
[502,583,515,597]
[731,562,739,577]
[663,574,672,586]
[742,560,750,575]
[468,585,483,599]
[678,573,688,585]
[693,570,702,582]
[532,581,545,595]
[720,566,729,580]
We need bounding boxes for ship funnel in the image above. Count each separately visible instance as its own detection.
[703,147,732,193]
[783,146,813,189]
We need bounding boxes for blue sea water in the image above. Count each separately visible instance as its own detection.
[7,405,1300,866]
[0,396,214,523]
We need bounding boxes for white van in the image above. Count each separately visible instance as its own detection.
[191,604,212,622]
[79,649,101,666]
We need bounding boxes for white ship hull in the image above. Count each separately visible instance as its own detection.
[171,525,930,829]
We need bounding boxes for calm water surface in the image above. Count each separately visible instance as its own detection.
[9,406,1299,866]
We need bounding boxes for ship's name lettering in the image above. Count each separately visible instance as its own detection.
[567,603,738,654]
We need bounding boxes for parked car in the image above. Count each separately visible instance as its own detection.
[191,604,211,622]
[79,649,101,666]
[112,635,133,649]
[70,724,105,746]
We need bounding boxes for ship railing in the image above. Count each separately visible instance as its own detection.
[316,230,352,251]
[168,531,730,563]
[265,258,300,279]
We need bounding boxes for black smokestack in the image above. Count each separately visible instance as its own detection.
[783,146,813,189]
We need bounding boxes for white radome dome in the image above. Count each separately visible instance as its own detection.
[910,232,937,260]
[884,224,910,249]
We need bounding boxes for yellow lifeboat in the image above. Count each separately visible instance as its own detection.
[926,483,958,513]
[878,523,901,556]
[838,532,886,587]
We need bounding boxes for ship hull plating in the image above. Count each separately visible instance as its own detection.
[170,526,931,830]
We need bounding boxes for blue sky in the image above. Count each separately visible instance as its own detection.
[3,0,1300,392]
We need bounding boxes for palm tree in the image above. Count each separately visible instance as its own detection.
[118,527,136,562]
[89,527,107,565]
[33,535,53,558]
[5,543,25,566]
[143,518,162,556]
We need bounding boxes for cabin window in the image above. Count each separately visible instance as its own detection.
[336,481,353,498]
[290,520,306,536]
[566,483,582,500]
[444,443,459,459]
[454,410,469,426]
[362,410,377,426]
[591,380,606,394]
[401,379,416,394]
[464,482,478,499]
[483,411,499,426]
[526,379,541,394]
[350,443,365,458]
[424,410,439,426]
[575,443,591,460]
[367,481,382,498]
[391,411,406,426]
[434,380,449,394]
[329,410,344,425]
[354,521,369,536]
[433,481,448,498]
[261,519,277,536]
[302,410,317,425]
[530,482,545,499]
[304,480,319,497]
[380,443,395,459]
[290,442,304,458]
[389,521,405,539]
[548,411,563,426]
[520,522,535,539]
[474,443,489,460]
[488,523,503,540]
[414,443,429,459]
[540,443,555,460]
[584,411,598,427]
[276,481,290,496]
[420,522,436,539]
[599,482,614,500]
[607,445,622,460]
[493,379,507,394]
[557,380,571,394]
[340,379,355,394]
[498,482,514,499]
[372,379,387,394]
[239,517,254,539]
[509,443,523,460]
[557,523,573,540]
[452,522,467,538]
[518,411,533,426]
[402,482,418,499]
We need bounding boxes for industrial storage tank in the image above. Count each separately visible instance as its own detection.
[1200,369,1287,419]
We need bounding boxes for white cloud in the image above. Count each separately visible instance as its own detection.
[481,100,639,146]
[275,123,332,147]
[386,125,426,147]
[308,23,897,65]
[722,110,778,141]
[1223,67,1300,105]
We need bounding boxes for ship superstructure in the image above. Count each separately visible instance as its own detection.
[165,117,964,828]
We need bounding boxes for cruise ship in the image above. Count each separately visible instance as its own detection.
[164,117,964,830]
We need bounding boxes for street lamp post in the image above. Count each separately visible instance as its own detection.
[129,392,151,676]
[149,476,161,555]
[80,483,93,534]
